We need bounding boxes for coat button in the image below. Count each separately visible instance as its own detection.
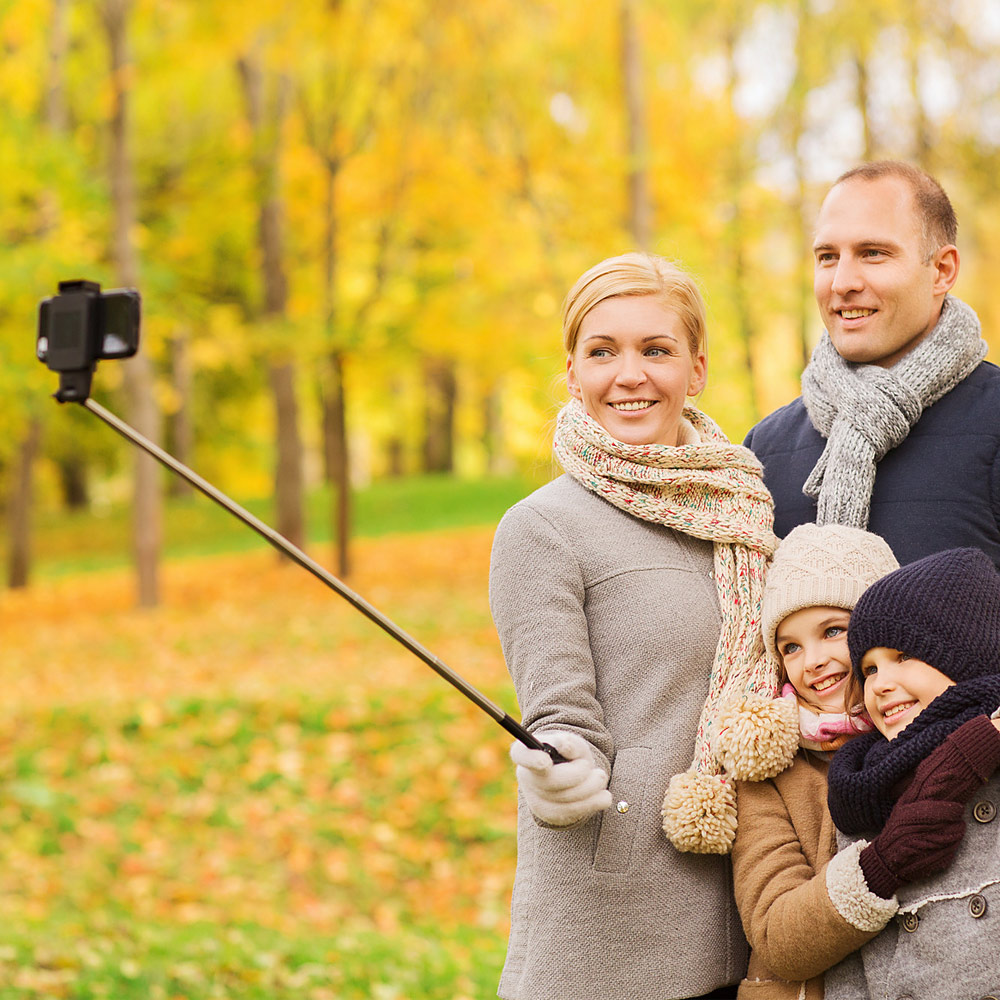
[899,912,919,933]
[973,800,997,823]
[616,800,629,814]
[969,893,988,918]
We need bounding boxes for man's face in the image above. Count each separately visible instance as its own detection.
[812,175,958,368]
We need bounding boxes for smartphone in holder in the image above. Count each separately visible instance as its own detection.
[37,279,141,401]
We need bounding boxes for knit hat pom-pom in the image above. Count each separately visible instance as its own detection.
[661,771,737,854]
[715,693,799,781]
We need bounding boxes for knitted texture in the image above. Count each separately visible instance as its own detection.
[553,398,795,853]
[801,295,986,528]
[761,523,899,670]
[827,677,1000,835]
[782,683,872,752]
[847,547,1000,684]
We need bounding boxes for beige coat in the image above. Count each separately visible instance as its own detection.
[732,751,880,999]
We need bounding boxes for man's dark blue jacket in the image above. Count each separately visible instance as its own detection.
[743,361,1000,568]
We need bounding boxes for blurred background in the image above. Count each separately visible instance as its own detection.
[1,0,1000,997]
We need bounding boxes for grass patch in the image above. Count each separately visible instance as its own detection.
[0,689,515,998]
[20,474,543,579]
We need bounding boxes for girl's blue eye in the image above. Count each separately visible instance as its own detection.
[825,626,845,638]
[780,642,800,656]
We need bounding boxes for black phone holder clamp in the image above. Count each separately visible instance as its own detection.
[37,279,141,403]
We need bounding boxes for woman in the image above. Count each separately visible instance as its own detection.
[489,253,790,1000]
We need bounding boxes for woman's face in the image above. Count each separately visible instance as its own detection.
[567,295,706,447]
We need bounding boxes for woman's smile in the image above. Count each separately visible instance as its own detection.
[567,295,706,448]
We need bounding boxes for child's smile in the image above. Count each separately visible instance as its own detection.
[775,606,853,714]
[861,647,956,739]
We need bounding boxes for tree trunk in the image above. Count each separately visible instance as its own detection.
[104,0,161,608]
[791,0,815,372]
[422,358,456,474]
[854,47,874,160]
[323,351,350,577]
[385,379,405,477]
[269,361,306,549]
[238,53,305,553]
[907,28,932,169]
[166,332,194,497]
[319,167,351,575]
[722,26,758,421]
[620,0,651,249]
[13,0,73,585]
[58,455,89,509]
[483,385,502,475]
[7,417,41,589]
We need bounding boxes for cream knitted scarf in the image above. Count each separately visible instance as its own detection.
[554,399,799,853]
[801,295,987,528]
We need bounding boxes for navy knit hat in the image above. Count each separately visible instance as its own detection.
[847,547,1000,683]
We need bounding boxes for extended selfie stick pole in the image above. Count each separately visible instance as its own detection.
[74,397,565,764]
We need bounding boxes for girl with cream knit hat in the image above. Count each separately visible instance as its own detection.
[731,523,898,1000]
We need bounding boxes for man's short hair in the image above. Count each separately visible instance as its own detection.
[834,160,958,260]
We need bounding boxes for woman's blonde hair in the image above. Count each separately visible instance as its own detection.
[562,252,707,358]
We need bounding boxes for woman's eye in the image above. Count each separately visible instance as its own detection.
[590,348,612,358]
[825,626,845,638]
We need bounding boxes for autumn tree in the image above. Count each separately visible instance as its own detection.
[238,43,305,552]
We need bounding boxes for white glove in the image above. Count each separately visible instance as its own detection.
[510,730,612,826]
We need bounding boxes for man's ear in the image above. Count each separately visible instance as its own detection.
[566,355,582,400]
[932,245,960,296]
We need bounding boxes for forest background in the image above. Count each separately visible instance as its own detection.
[2,0,1000,997]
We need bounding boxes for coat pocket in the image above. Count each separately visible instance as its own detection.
[592,745,649,873]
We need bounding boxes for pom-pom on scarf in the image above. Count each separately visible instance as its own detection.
[553,398,798,853]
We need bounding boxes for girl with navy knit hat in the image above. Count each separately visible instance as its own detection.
[824,546,1000,1000]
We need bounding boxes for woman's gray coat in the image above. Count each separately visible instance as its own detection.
[489,475,748,1000]
[825,772,1000,1000]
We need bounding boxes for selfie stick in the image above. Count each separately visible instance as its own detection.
[72,396,566,764]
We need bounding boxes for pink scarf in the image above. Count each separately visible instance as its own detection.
[781,683,872,752]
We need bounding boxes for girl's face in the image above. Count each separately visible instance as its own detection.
[860,647,955,739]
[567,295,707,448]
[775,606,853,713]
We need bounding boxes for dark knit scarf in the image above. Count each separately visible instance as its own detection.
[827,676,1000,835]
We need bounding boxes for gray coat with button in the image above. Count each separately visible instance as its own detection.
[824,773,1000,1000]
[489,475,748,1000]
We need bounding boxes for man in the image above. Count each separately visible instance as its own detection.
[745,161,1000,567]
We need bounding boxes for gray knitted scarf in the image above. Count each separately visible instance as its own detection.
[801,295,987,528]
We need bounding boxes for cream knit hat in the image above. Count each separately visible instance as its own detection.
[762,523,899,668]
